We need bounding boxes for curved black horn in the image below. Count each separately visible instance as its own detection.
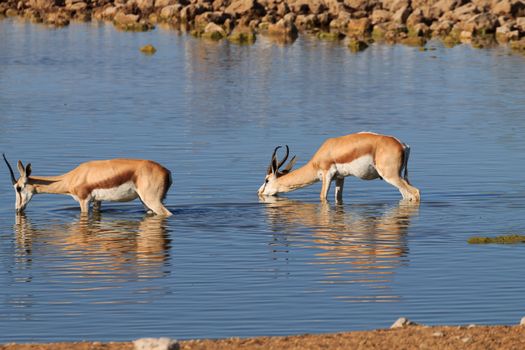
[277,145,289,169]
[3,154,17,185]
[271,146,281,161]
[267,146,282,174]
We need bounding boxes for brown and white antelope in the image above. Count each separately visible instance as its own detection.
[3,155,173,216]
[258,132,420,203]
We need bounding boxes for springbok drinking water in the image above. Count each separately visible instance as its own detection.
[257,132,420,203]
[3,154,172,216]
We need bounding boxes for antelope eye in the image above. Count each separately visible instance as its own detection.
[265,179,269,184]
[15,186,21,192]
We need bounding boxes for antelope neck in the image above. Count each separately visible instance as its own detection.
[277,163,319,192]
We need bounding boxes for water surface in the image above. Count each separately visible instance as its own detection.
[1,19,525,342]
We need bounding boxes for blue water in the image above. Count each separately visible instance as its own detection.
[1,19,525,342]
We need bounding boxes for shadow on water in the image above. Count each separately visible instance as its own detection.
[13,212,172,280]
[259,197,419,302]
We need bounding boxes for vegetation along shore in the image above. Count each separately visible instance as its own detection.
[1,0,525,50]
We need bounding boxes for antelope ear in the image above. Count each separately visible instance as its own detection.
[282,156,297,174]
[25,163,32,177]
[17,160,25,176]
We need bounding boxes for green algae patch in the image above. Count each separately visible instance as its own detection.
[468,234,525,244]
[317,31,344,41]
[140,44,157,55]
[228,29,256,45]
[348,38,368,53]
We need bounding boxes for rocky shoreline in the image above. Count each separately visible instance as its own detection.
[1,0,525,50]
[2,324,525,350]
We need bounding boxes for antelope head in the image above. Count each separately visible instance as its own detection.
[258,145,297,196]
[3,154,34,214]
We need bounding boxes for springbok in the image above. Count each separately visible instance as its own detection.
[258,132,420,203]
[3,154,173,216]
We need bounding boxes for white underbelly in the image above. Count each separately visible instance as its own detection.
[91,181,138,202]
[334,155,380,180]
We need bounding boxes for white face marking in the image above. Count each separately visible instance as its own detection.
[258,174,279,196]
[91,181,138,202]
[334,155,380,180]
[14,181,34,213]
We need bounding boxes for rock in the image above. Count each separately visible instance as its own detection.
[371,9,391,25]
[406,9,424,28]
[453,3,479,20]
[344,0,370,11]
[372,23,388,39]
[492,0,525,17]
[434,0,464,14]
[433,331,444,337]
[136,0,155,13]
[68,2,87,11]
[347,17,372,35]
[140,44,157,54]
[382,0,409,12]
[28,0,56,10]
[431,18,454,35]
[154,0,177,8]
[159,4,181,20]
[201,22,226,39]
[517,16,525,30]
[276,1,290,16]
[114,12,152,30]
[410,22,430,36]
[228,25,256,43]
[194,11,228,31]
[5,8,19,16]
[133,337,179,350]
[180,4,197,23]
[509,36,525,50]
[520,316,525,325]
[114,12,139,25]
[463,13,498,34]
[295,13,318,30]
[289,0,326,14]
[224,0,264,17]
[460,29,473,39]
[392,5,411,24]
[267,15,298,39]
[44,10,70,26]
[102,6,118,19]
[390,317,418,329]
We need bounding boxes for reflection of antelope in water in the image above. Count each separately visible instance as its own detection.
[261,198,419,300]
[14,214,171,276]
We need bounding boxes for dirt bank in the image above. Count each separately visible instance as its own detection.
[1,0,525,50]
[2,325,525,350]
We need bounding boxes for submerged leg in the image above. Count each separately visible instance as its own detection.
[320,171,334,202]
[383,176,420,202]
[79,199,90,213]
[335,177,345,204]
[93,201,102,212]
[137,192,172,217]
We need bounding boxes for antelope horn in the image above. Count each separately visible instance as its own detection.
[2,154,17,185]
[267,146,282,174]
[277,145,289,169]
